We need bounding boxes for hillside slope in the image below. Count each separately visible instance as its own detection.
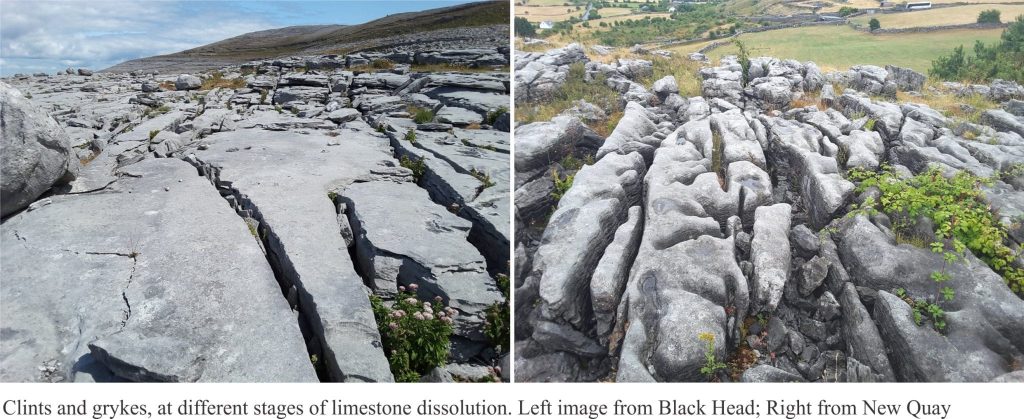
[104,1,508,73]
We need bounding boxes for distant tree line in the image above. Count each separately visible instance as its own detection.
[930,14,1024,83]
[515,16,535,37]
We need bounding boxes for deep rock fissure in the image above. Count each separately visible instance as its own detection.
[383,127,507,274]
[182,156,331,382]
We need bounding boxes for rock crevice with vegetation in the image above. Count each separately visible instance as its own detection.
[514,37,1024,383]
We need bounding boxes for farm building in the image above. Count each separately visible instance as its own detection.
[539,21,553,30]
[906,2,932,10]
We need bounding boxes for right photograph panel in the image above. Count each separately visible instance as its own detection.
[513,0,1024,382]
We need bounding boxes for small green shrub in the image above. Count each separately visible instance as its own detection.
[560,155,584,172]
[144,104,171,118]
[734,39,751,87]
[550,168,574,201]
[371,59,394,69]
[895,288,947,331]
[868,18,881,32]
[259,89,268,104]
[483,274,510,352]
[837,6,859,17]
[370,284,454,382]
[471,169,495,190]
[400,155,426,181]
[200,71,245,90]
[978,9,1002,24]
[485,106,508,125]
[411,107,434,124]
[698,332,727,381]
[864,118,877,132]
[275,105,283,114]
[148,130,160,141]
[404,129,417,143]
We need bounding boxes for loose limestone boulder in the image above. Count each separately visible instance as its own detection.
[174,74,202,91]
[1,81,79,217]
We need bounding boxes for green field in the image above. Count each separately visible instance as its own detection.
[851,5,1024,29]
[697,26,1003,73]
[523,0,583,6]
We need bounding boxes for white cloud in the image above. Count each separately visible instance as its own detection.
[0,0,275,75]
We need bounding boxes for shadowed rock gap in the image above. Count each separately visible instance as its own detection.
[183,156,329,382]
[384,126,508,275]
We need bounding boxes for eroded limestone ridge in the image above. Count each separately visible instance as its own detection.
[0,48,510,383]
[514,44,1024,383]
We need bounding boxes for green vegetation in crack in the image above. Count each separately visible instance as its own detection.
[409,107,434,124]
[144,104,171,118]
[698,332,727,382]
[470,169,495,190]
[403,129,417,143]
[550,168,575,202]
[849,166,1024,328]
[485,106,507,126]
[734,39,751,87]
[370,283,454,382]
[483,273,510,353]
[559,154,593,172]
[516,62,622,136]
[200,71,245,90]
[399,155,426,182]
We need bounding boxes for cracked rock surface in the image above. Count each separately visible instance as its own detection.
[515,48,1024,383]
[2,46,509,382]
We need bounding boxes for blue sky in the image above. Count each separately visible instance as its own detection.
[0,0,482,76]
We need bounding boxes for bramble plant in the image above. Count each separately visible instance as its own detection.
[849,166,1024,330]
[483,274,510,352]
[370,284,455,382]
[698,332,727,381]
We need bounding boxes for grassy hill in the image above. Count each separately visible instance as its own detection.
[105,1,508,73]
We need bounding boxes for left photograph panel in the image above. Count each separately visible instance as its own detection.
[0,0,511,383]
